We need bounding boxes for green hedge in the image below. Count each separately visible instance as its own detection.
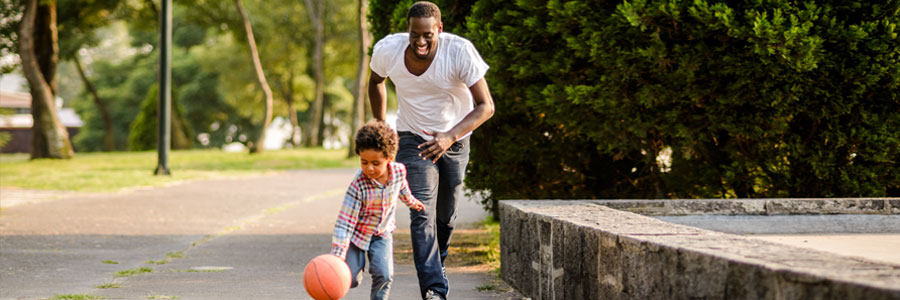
[370,0,900,215]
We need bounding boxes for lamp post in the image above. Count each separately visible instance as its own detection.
[154,0,172,175]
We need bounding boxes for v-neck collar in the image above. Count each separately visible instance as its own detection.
[403,40,438,77]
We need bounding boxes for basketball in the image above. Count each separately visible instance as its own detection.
[303,254,351,300]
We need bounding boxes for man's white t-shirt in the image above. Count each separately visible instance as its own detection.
[370,32,489,141]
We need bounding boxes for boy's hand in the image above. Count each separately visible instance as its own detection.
[410,201,425,212]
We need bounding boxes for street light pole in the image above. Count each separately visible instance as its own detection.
[155,0,172,175]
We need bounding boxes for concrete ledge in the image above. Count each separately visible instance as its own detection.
[591,198,898,215]
[500,200,900,300]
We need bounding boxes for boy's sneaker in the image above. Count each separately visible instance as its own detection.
[425,290,445,300]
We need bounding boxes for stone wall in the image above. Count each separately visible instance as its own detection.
[500,200,900,300]
[592,198,899,216]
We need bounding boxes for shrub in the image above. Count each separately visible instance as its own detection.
[370,0,900,216]
[128,85,194,151]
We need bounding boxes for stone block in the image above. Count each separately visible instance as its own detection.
[500,200,900,300]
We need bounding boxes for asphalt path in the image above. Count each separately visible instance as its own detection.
[0,169,522,300]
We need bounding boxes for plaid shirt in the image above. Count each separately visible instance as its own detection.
[331,162,422,259]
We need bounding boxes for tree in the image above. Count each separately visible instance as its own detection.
[234,0,275,153]
[304,0,326,147]
[348,0,372,158]
[18,0,74,159]
[57,0,122,151]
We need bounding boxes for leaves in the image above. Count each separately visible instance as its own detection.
[393,0,900,206]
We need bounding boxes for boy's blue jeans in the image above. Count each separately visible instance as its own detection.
[397,132,470,299]
[346,235,393,300]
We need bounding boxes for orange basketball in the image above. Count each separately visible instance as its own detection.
[303,254,351,300]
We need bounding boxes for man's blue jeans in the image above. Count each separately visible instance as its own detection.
[345,236,393,300]
[397,132,470,299]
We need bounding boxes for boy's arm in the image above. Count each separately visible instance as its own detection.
[331,182,362,259]
[398,168,425,211]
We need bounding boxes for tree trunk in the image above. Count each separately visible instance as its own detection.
[235,0,274,154]
[280,70,302,147]
[305,0,325,147]
[19,0,73,159]
[348,0,371,158]
[73,54,114,151]
[35,2,57,96]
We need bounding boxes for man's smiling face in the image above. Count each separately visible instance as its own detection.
[408,16,442,60]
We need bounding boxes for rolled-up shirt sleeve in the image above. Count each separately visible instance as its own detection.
[397,166,422,209]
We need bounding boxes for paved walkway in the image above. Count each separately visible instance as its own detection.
[0,169,524,300]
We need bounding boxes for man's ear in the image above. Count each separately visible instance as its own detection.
[438,22,443,33]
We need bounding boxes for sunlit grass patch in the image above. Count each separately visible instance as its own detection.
[94,282,122,289]
[47,295,104,300]
[115,267,153,277]
[0,149,356,192]
[394,217,500,271]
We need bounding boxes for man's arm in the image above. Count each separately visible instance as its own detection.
[368,71,388,121]
[419,78,495,162]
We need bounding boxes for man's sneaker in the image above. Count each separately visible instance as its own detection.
[425,290,444,300]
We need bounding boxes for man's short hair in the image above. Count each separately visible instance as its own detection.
[407,1,441,24]
[355,120,399,158]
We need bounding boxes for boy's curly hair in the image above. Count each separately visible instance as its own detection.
[355,120,399,158]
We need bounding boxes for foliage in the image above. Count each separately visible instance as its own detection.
[71,20,254,151]
[368,0,478,44]
[0,148,357,192]
[127,85,194,151]
[0,108,10,151]
[369,0,900,215]
[64,0,362,152]
[57,0,123,59]
[0,0,23,73]
[72,49,155,151]
[0,132,10,151]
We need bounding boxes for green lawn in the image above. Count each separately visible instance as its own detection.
[0,149,356,192]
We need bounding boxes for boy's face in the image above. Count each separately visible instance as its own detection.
[359,149,393,182]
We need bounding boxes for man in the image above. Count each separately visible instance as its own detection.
[368,2,494,299]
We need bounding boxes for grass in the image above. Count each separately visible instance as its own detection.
[144,259,167,265]
[146,295,178,299]
[394,217,501,272]
[94,282,122,289]
[101,260,118,264]
[114,267,153,277]
[47,295,104,300]
[394,217,515,295]
[165,251,184,259]
[0,148,356,192]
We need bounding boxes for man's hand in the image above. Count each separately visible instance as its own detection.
[418,130,456,162]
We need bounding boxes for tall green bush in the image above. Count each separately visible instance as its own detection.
[369,0,900,215]
[128,86,194,151]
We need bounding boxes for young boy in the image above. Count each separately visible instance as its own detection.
[331,120,425,300]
